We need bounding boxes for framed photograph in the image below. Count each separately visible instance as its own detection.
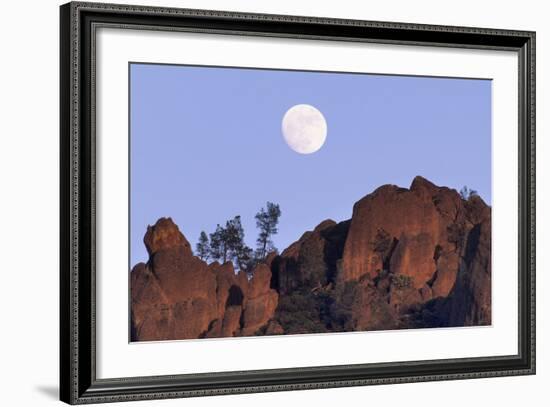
[60,1,535,404]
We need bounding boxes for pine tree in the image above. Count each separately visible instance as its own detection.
[460,186,478,200]
[255,202,282,260]
[196,231,210,261]
[205,205,282,272]
[224,216,243,260]
[208,217,254,270]
[225,216,254,272]
[209,224,228,263]
[235,245,254,274]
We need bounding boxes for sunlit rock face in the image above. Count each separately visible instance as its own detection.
[131,218,277,341]
[131,176,491,341]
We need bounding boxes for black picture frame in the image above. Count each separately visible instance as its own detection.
[60,1,536,404]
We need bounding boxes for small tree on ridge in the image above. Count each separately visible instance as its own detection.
[255,202,282,261]
[196,231,210,261]
[209,224,229,263]
[460,186,478,200]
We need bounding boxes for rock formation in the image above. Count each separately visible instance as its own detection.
[131,218,278,341]
[131,176,491,341]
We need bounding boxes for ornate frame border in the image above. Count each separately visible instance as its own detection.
[60,2,536,404]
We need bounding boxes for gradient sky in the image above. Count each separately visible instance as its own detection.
[130,63,492,267]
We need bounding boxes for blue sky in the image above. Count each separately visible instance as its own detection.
[130,63,491,266]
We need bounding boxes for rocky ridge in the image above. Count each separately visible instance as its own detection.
[131,176,491,341]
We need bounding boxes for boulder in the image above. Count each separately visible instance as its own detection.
[131,218,218,341]
[341,178,446,283]
[239,263,279,336]
[271,219,350,294]
[389,232,437,288]
[419,284,433,302]
[447,219,492,326]
[241,290,279,336]
[431,251,460,297]
[221,306,243,337]
[211,261,237,318]
[248,264,273,299]
[143,217,191,256]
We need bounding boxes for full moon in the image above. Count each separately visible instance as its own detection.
[282,104,327,154]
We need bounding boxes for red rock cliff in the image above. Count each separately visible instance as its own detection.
[131,176,491,340]
[131,218,277,341]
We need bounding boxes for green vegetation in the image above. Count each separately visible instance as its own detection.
[460,185,478,200]
[274,289,329,334]
[196,231,210,261]
[273,280,362,334]
[371,229,392,254]
[254,202,282,261]
[208,216,252,271]
[298,237,328,288]
[392,274,413,289]
[327,281,359,331]
[195,202,281,273]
